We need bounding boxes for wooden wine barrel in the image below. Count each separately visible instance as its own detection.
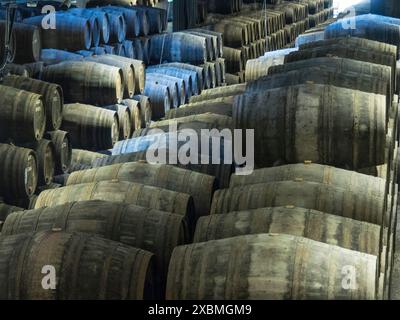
[0,230,155,299]
[166,233,377,299]
[23,14,92,51]
[20,139,55,187]
[165,62,206,91]
[194,206,381,256]
[0,21,16,63]
[41,61,124,106]
[96,9,126,43]
[68,8,110,45]
[0,203,23,228]
[13,23,41,63]
[146,73,185,107]
[102,104,132,140]
[40,49,84,65]
[234,84,386,170]
[211,180,385,225]
[61,103,120,151]
[143,82,171,120]
[147,66,197,97]
[299,37,397,58]
[85,55,135,99]
[324,16,400,54]
[149,32,207,65]
[90,46,107,55]
[133,95,152,127]
[190,83,246,103]
[3,64,29,77]
[0,85,45,143]
[2,75,63,131]
[247,67,391,116]
[0,144,38,200]
[70,149,106,171]
[66,162,217,219]
[165,99,233,119]
[284,45,396,87]
[146,74,179,108]
[45,130,72,175]
[2,200,188,295]
[122,99,143,130]
[34,180,196,228]
[230,163,387,198]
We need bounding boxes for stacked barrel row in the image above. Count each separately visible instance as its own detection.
[145,27,226,115]
[200,0,334,84]
[166,35,397,299]
[0,72,74,211]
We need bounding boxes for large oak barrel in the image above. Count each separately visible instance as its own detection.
[0,203,23,228]
[166,234,377,299]
[132,95,152,127]
[13,23,41,63]
[2,200,188,296]
[194,206,381,256]
[95,9,126,43]
[34,180,195,228]
[85,54,135,99]
[102,6,141,38]
[146,73,185,107]
[299,37,397,58]
[0,85,45,143]
[0,144,38,202]
[69,149,106,172]
[0,231,155,299]
[165,62,206,91]
[230,163,387,198]
[61,103,119,151]
[247,67,390,113]
[211,180,385,225]
[122,99,143,130]
[21,139,55,187]
[45,130,72,175]
[23,14,92,51]
[324,16,400,54]
[66,162,217,219]
[68,8,110,45]
[41,61,124,106]
[2,75,63,131]
[149,32,207,65]
[102,104,132,140]
[143,82,171,119]
[234,84,386,170]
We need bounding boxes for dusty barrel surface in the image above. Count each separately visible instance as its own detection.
[229,163,387,198]
[234,84,386,170]
[61,103,119,151]
[23,14,92,51]
[0,231,155,299]
[0,144,38,201]
[33,180,196,227]
[0,85,45,143]
[166,233,377,300]
[2,75,64,131]
[66,162,217,219]
[46,130,72,175]
[41,61,124,106]
[211,180,385,225]
[194,206,381,256]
